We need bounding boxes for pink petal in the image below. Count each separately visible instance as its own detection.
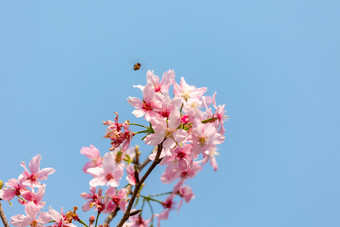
[0,188,16,201]
[82,200,93,212]
[127,97,143,108]
[48,207,61,221]
[172,129,187,142]
[80,145,100,159]
[25,202,38,220]
[102,153,115,174]
[35,187,45,202]
[145,133,164,146]
[36,168,55,180]
[10,214,31,227]
[29,154,41,174]
[142,83,155,103]
[37,212,51,224]
[87,167,104,177]
[89,176,106,187]
[132,109,145,118]
[80,192,92,199]
[6,178,19,188]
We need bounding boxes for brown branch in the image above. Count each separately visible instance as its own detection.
[0,202,10,227]
[137,157,151,171]
[103,207,119,225]
[116,143,163,227]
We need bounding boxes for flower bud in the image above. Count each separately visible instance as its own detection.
[89,215,95,225]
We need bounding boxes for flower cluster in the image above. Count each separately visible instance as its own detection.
[78,69,227,226]
[1,69,227,227]
[0,154,81,226]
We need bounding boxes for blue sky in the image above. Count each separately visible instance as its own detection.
[1,0,340,226]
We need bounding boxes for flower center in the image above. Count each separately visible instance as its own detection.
[106,173,114,181]
[182,92,190,101]
[30,220,38,227]
[154,83,161,92]
[177,151,186,159]
[164,128,172,138]
[27,174,38,182]
[112,196,120,205]
[198,136,206,146]
[142,101,153,111]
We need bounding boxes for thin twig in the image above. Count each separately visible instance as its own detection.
[103,207,119,225]
[116,143,163,227]
[137,157,151,171]
[0,202,10,227]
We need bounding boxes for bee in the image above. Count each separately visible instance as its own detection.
[133,62,141,71]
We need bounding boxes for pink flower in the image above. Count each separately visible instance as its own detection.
[80,187,107,213]
[10,202,50,227]
[160,144,193,171]
[203,147,220,171]
[80,145,102,173]
[173,182,194,203]
[126,164,138,185]
[105,187,128,212]
[190,121,225,158]
[127,83,162,121]
[49,207,77,227]
[173,182,194,213]
[146,69,175,93]
[161,161,202,184]
[126,213,151,227]
[103,113,134,151]
[157,195,176,227]
[19,186,46,209]
[157,93,182,119]
[0,177,27,201]
[145,112,187,151]
[173,77,207,102]
[20,154,55,188]
[87,152,123,188]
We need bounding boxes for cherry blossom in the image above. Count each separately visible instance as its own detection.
[10,202,50,227]
[105,187,128,212]
[19,154,55,188]
[87,152,124,188]
[80,145,102,173]
[126,214,151,227]
[127,83,162,121]
[0,177,27,201]
[49,207,77,227]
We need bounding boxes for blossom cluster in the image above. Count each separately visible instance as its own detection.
[0,154,80,226]
[0,69,227,227]
[79,70,227,226]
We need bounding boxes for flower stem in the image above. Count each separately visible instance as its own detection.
[148,191,172,197]
[146,200,155,226]
[134,130,149,135]
[78,219,89,227]
[140,195,162,204]
[95,212,100,227]
[129,123,149,129]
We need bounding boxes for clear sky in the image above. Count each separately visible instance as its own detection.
[1,0,340,226]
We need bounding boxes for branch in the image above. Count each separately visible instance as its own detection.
[103,207,119,225]
[137,157,151,171]
[116,143,163,227]
[0,202,10,227]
